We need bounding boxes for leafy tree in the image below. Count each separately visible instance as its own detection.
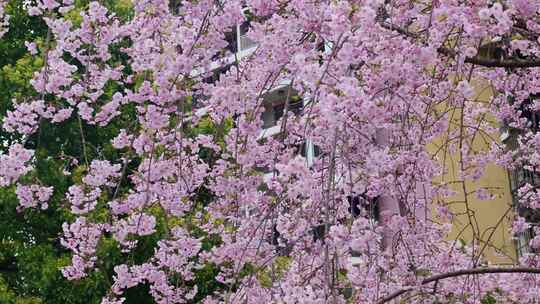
[0,1,223,303]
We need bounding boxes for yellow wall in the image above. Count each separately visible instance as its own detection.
[426,79,517,264]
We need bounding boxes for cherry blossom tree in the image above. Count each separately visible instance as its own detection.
[2,0,540,303]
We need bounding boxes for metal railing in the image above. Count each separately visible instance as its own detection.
[239,35,257,51]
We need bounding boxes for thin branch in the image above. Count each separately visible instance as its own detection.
[380,22,540,68]
[377,267,540,304]
[438,47,540,68]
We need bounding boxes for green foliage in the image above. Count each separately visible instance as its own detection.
[481,294,497,304]
[0,1,137,302]
[0,1,229,302]
[257,256,291,288]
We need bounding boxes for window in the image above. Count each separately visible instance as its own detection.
[507,94,540,257]
[238,19,256,51]
[190,94,206,111]
[311,195,380,244]
[347,194,379,257]
[312,224,327,243]
[262,100,303,129]
[223,29,238,54]
[292,142,307,158]
[291,142,321,159]
[169,0,182,15]
[217,10,257,56]
[223,20,251,54]
[238,8,258,52]
[519,97,540,133]
[273,100,303,122]
[254,162,273,175]
[507,93,540,134]
[202,63,233,84]
[516,225,539,255]
[313,145,322,157]
[271,224,292,256]
[347,194,379,221]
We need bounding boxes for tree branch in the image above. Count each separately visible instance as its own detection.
[438,47,540,68]
[377,267,540,303]
[380,22,540,68]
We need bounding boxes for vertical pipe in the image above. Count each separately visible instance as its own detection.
[374,128,401,249]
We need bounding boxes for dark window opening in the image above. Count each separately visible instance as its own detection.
[271,224,292,256]
[516,94,540,133]
[261,97,303,129]
[292,142,321,159]
[221,18,252,55]
[169,0,182,15]
[224,29,237,54]
[191,94,207,110]
[273,100,303,122]
[238,14,255,51]
[312,224,327,243]
[239,19,250,36]
[317,40,325,65]
[348,194,379,257]
[254,163,273,174]
[202,63,233,84]
[347,194,379,221]
[313,145,322,157]
[294,142,307,158]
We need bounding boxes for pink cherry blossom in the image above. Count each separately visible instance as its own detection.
[0,144,34,186]
[15,183,53,210]
[3,1,540,303]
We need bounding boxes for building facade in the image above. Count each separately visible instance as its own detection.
[190,12,521,265]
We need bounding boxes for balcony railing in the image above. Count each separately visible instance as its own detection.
[510,167,540,192]
[509,166,540,256]
[239,34,257,51]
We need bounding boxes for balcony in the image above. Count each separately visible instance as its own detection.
[501,95,540,257]
[259,87,303,131]
[239,34,257,52]
[189,14,258,79]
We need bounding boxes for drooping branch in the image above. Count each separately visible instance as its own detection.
[438,47,540,68]
[377,267,540,304]
[379,22,540,68]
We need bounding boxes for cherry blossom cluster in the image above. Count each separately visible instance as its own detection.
[0,144,34,187]
[15,183,53,210]
[2,0,540,303]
